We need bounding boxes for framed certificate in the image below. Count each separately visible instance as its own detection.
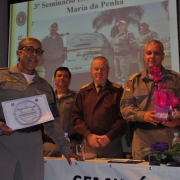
[1,94,54,130]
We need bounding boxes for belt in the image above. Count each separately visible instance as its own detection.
[17,125,41,133]
[69,133,77,141]
[69,133,83,141]
[0,119,41,133]
[134,122,166,130]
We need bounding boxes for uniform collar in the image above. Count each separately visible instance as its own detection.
[8,65,41,80]
[48,33,60,39]
[85,79,114,90]
[94,83,106,88]
[140,66,170,81]
[55,89,73,98]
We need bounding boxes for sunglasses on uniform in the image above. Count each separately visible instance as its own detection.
[19,46,44,56]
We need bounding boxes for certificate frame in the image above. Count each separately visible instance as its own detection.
[1,94,54,130]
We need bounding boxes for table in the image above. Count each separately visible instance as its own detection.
[44,157,180,180]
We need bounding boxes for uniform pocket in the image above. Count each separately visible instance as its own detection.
[66,99,74,104]
[3,81,23,90]
[134,88,147,105]
[0,82,23,101]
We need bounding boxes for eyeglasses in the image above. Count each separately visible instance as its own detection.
[19,46,44,56]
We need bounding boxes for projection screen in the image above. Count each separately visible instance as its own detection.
[8,0,179,90]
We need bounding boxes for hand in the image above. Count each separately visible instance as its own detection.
[65,152,84,165]
[87,134,103,148]
[97,135,110,147]
[162,114,180,127]
[143,110,159,125]
[0,121,14,135]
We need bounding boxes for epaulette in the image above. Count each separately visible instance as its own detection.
[112,83,121,88]
[5,78,18,83]
[71,90,78,94]
[171,70,180,77]
[81,83,90,89]
[73,90,78,93]
[71,90,78,97]
[129,73,140,81]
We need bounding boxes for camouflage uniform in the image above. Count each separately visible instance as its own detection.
[113,31,136,87]
[41,34,64,85]
[0,66,71,180]
[137,29,159,71]
[43,89,82,156]
[120,66,180,159]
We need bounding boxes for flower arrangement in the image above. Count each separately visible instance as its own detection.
[150,66,179,121]
[143,142,169,160]
[143,141,180,163]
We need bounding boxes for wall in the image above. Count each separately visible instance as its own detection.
[0,1,8,67]
[178,1,180,71]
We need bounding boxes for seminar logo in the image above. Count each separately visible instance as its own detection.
[16,11,26,26]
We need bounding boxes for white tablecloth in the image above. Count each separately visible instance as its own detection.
[44,157,180,180]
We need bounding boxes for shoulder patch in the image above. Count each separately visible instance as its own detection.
[112,83,121,88]
[81,83,90,89]
[129,73,140,81]
[171,70,180,77]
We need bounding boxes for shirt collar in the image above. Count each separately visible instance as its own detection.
[94,83,106,88]
[55,89,72,98]
[85,80,115,91]
[140,66,169,81]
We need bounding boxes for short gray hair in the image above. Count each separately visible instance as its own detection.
[145,40,164,53]
[91,56,109,68]
[18,37,41,50]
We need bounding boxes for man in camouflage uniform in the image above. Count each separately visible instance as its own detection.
[121,40,180,159]
[0,37,83,180]
[43,67,82,156]
[137,22,159,71]
[113,20,136,87]
[41,22,64,85]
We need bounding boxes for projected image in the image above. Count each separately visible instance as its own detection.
[9,0,174,90]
